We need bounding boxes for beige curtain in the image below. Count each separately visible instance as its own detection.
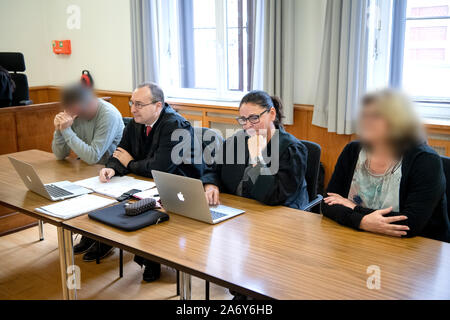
[130,0,160,88]
[312,0,370,134]
[252,0,296,125]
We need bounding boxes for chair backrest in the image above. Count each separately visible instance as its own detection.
[0,52,29,105]
[300,140,322,200]
[122,117,133,127]
[194,127,224,165]
[441,155,450,218]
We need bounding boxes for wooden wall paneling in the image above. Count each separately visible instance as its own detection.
[28,86,49,104]
[181,113,204,126]
[0,111,18,155]
[95,89,132,117]
[428,138,450,157]
[285,105,353,186]
[110,95,132,117]
[15,103,61,152]
[47,87,60,102]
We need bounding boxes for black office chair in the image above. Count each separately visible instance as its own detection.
[194,127,224,166]
[0,52,32,106]
[300,140,323,213]
[441,155,450,219]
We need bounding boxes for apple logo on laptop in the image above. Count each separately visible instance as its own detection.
[177,192,185,202]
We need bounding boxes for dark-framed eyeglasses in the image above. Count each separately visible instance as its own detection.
[128,100,159,109]
[236,109,269,125]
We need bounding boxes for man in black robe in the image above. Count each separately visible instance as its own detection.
[81,82,202,282]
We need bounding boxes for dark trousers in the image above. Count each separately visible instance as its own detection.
[133,255,161,271]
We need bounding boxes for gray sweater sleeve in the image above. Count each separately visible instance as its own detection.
[59,113,122,165]
[52,130,71,160]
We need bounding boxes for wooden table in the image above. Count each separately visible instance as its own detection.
[62,192,450,300]
[2,150,450,300]
[0,150,103,299]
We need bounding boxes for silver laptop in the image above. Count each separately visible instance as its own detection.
[8,157,92,201]
[152,170,245,224]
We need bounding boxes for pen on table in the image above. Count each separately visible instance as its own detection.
[105,172,110,182]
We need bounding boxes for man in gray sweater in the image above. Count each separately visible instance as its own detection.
[52,84,124,165]
[52,84,124,261]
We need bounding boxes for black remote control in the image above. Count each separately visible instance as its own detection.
[116,189,141,202]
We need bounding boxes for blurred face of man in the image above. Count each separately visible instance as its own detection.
[63,97,97,120]
[129,86,163,125]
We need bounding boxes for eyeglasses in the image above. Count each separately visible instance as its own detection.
[236,109,269,125]
[128,100,159,109]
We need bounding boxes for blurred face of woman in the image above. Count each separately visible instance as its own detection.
[239,103,276,136]
[359,102,390,146]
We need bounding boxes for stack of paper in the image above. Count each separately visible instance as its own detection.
[74,176,156,198]
[35,194,117,220]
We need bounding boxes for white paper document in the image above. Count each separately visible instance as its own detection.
[134,188,159,199]
[74,176,156,198]
[35,194,117,220]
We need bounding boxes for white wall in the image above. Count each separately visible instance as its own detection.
[0,0,50,86]
[0,0,133,91]
[0,0,326,102]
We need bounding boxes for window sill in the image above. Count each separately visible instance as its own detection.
[416,102,450,121]
[166,97,240,109]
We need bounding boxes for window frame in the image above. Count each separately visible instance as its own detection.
[159,0,252,103]
[389,0,450,119]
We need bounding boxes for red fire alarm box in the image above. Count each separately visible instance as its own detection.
[52,40,71,54]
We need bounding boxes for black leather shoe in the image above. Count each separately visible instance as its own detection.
[82,242,114,262]
[143,264,161,282]
[73,236,95,255]
[230,290,248,300]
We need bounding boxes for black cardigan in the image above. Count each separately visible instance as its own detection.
[201,127,309,209]
[322,141,450,242]
[106,103,203,179]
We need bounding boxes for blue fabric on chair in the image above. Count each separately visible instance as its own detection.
[300,140,323,213]
[440,155,450,220]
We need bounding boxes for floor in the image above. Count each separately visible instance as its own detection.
[0,223,232,300]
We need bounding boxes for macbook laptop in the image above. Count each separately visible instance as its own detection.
[151,170,245,224]
[8,156,92,201]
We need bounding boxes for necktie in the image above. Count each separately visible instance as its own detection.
[146,126,152,136]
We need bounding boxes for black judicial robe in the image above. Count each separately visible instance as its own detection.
[106,103,203,179]
[201,127,309,210]
[0,71,14,108]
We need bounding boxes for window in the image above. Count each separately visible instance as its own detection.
[368,0,450,119]
[159,0,254,102]
[402,0,450,103]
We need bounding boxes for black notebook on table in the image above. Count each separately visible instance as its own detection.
[88,202,169,231]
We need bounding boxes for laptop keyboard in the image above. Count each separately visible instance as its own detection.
[210,210,227,221]
[45,184,74,198]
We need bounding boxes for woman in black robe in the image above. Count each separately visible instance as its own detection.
[202,90,309,211]
[201,90,309,300]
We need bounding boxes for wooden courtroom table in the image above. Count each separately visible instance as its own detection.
[2,150,450,300]
[63,193,450,300]
[0,150,103,299]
